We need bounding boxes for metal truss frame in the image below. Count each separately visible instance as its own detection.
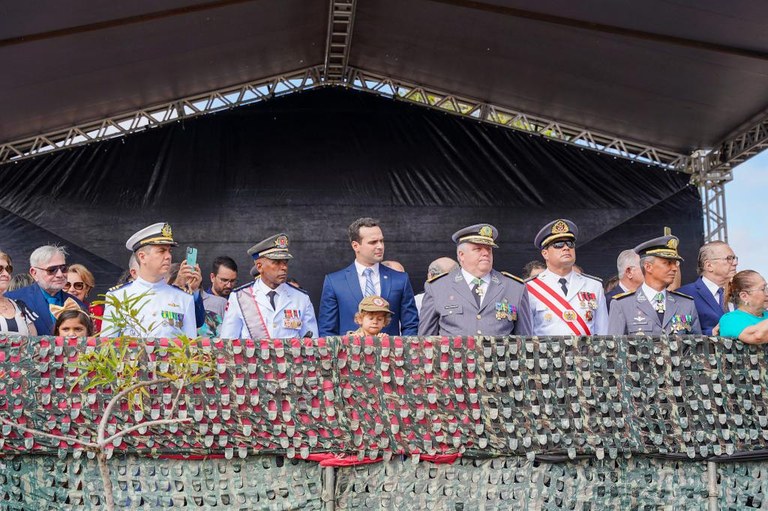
[323,0,357,82]
[345,68,691,172]
[0,66,323,164]
[690,151,732,243]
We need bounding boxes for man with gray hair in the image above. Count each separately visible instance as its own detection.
[414,257,459,313]
[605,249,644,311]
[6,245,86,335]
[676,241,738,335]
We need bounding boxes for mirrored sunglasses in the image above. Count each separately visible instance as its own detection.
[550,240,575,249]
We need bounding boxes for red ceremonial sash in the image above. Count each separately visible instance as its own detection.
[526,277,592,336]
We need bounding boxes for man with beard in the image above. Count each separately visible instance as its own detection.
[418,224,531,336]
[101,222,196,338]
[6,245,86,335]
[608,234,701,335]
[319,218,418,336]
[220,233,317,339]
[526,219,608,335]
[676,241,738,335]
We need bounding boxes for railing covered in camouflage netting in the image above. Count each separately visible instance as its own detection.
[1,334,767,509]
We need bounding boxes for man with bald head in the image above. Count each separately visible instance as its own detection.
[414,257,459,313]
[676,241,738,335]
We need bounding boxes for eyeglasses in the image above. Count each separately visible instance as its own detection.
[549,240,575,249]
[215,276,238,285]
[34,264,68,275]
[747,285,768,294]
[710,255,738,264]
[0,265,12,274]
[64,282,86,291]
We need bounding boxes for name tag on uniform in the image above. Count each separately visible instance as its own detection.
[283,309,302,329]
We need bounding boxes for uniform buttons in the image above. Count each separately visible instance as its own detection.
[448,311,453,314]
[477,330,482,335]
[476,314,482,320]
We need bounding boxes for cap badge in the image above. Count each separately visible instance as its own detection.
[666,238,678,250]
[479,225,493,237]
[161,223,173,238]
[551,220,568,234]
[373,297,385,307]
[275,235,288,248]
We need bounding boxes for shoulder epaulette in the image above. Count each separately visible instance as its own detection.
[291,285,310,296]
[581,272,603,282]
[613,291,634,300]
[426,272,449,283]
[670,289,694,300]
[501,271,525,284]
[524,276,537,283]
[171,284,193,295]
[233,281,255,293]
[107,281,131,293]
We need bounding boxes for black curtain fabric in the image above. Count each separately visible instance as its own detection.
[0,88,702,301]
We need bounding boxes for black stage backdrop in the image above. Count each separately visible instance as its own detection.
[0,88,702,302]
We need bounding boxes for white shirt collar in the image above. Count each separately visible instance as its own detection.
[354,261,380,276]
[701,276,722,297]
[641,282,666,303]
[542,269,575,284]
[133,276,166,289]
[255,278,280,296]
[461,268,490,286]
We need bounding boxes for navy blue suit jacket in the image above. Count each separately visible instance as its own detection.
[319,263,419,337]
[6,284,86,335]
[676,277,723,335]
[604,284,629,312]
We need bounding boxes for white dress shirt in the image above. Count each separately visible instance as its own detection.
[355,261,381,296]
[461,269,490,306]
[641,283,666,305]
[701,276,733,311]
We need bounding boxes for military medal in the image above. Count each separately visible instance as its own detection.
[283,309,302,329]
[544,312,553,322]
[495,299,517,322]
[585,310,593,321]
[562,310,577,322]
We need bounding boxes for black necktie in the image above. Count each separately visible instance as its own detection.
[267,290,277,309]
[558,278,568,296]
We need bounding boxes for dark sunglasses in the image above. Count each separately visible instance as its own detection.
[550,240,575,249]
[64,282,86,291]
[0,265,12,274]
[34,264,69,275]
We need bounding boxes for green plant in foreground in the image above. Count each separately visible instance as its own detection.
[1,289,215,511]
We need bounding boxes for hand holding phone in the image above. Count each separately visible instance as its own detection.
[186,247,198,268]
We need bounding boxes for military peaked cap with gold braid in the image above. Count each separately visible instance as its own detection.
[125,222,178,251]
[534,219,578,249]
[247,233,293,260]
[634,235,684,261]
[451,224,499,248]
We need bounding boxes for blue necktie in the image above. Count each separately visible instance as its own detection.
[363,268,376,297]
[717,287,725,312]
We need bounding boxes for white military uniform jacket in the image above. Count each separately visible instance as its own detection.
[220,278,318,339]
[526,269,608,335]
[101,277,197,338]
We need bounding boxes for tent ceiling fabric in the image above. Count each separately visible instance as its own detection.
[2,0,768,154]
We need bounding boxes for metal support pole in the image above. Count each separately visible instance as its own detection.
[322,466,336,511]
[690,150,732,243]
[707,460,718,511]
